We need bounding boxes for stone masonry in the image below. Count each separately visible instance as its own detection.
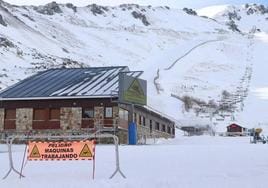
[117,129,128,144]
[0,108,4,131]
[60,107,82,130]
[112,106,119,127]
[94,107,104,130]
[137,125,151,144]
[16,108,33,131]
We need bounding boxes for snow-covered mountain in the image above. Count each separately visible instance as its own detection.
[1,1,268,131]
[198,4,268,32]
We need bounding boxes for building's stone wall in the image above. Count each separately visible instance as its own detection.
[112,106,119,127]
[94,107,104,130]
[117,129,128,144]
[16,108,33,131]
[152,130,173,139]
[136,125,172,144]
[60,107,82,130]
[137,125,150,144]
[0,109,4,131]
[135,108,175,143]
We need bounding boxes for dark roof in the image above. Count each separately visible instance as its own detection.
[0,66,141,100]
[227,123,244,128]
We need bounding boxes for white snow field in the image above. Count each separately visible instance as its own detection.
[1,135,268,188]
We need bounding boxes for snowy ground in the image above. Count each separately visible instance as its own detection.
[1,135,268,188]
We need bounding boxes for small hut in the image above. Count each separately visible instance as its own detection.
[226,123,247,136]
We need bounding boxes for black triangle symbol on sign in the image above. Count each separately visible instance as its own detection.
[30,145,41,158]
[79,144,92,157]
[128,79,144,96]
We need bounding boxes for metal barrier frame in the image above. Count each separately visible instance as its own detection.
[2,134,126,179]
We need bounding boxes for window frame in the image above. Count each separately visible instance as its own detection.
[139,115,142,125]
[162,124,166,132]
[119,108,128,121]
[82,107,94,119]
[33,108,47,121]
[142,116,146,126]
[155,122,160,130]
[5,109,16,120]
[49,108,60,121]
[105,107,113,118]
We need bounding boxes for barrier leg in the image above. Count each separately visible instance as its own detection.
[93,157,95,180]
[2,138,12,179]
[19,143,28,179]
[2,169,11,180]
[109,136,126,179]
[2,137,25,179]
[92,140,96,180]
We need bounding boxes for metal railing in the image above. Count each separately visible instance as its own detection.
[0,126,118,142]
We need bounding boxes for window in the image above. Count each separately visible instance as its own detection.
[4,109,16,130]
[149,120,153,132]
[167,126,171,134]
[105,107,113,118]
[33,108,60,130]
[162,124,166,132]
[150,120,153,127]
[139,115,142,125]
[119,108,128,121]
[49,108,60,120]
[82,108,94,119]
[134,113,137,123]
[155,122,160,130]
[33,109,46,120]
[142,116,146,126]
[5,109,16,120]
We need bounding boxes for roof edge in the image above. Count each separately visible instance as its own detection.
[0,95,117,101]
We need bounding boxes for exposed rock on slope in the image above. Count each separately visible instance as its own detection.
[245,3,268,15]
[183,8,197,16]
[0,37,14,48]
[197,4,268,32]
[88,4,108,16]
[34,2,62,15]
[0,14,7,26]
[131,11,150,26]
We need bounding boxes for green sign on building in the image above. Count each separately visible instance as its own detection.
[119,74,147,105]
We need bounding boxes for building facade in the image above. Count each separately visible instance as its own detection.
[226,123,247,136]
[0,66,175,143]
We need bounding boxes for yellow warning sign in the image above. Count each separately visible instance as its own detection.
[79,144,92,157]
[27,140,95,161]
[124,79,146,105]
[30,145,41,158]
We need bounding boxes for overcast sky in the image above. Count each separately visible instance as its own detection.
[4,0,268,9]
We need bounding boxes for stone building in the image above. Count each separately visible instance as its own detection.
[0,66,175,143]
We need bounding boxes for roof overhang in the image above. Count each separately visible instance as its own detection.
[0,95,117,101]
